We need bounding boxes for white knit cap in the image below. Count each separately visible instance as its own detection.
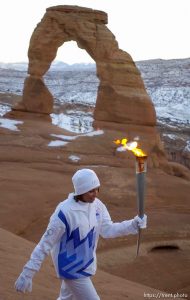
[72,169,100,195]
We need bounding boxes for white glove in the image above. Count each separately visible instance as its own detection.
[132,214,147,230]
[15,267,36,293]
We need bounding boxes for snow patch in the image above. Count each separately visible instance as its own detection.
[51,134,77,141]
[0,118,23,131]
[0,104,11,116]
[84,130,104,137]
[184,141,190,153]
[69,155,81,162]
[50,130,104,142]
[49,129,104,148]
[48,140,68,147]
[51,112,94,133]
[162,133,177,140]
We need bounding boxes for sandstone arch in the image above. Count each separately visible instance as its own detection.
[14,5,156,127]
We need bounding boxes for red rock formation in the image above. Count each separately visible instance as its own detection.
[14,5,156,126]
[12,5,170,166]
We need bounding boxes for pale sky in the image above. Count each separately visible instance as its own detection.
[0,0,189,64]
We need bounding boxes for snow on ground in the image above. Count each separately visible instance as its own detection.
[0,104,11,116]
[184,141,190,153]
[48,140,68,147]
[68,155,81,162]
[50,129,104,141]
[148,87,190,124]
[48,129,104,147]
[162,133,178,140]
[51,134,77,141]
[156,105,190,124]
[51,112,94,133]
[0,118,23,131]
[84,130,104,136]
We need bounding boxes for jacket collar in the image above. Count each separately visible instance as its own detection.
[68,193,91,211]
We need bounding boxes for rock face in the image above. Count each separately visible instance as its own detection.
[14,5,156,127]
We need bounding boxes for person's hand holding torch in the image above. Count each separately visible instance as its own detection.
[114,138,148,257]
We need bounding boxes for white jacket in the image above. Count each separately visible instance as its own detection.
[24,193,138,279]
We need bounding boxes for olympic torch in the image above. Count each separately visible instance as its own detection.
[114,138,147,257]
[135,154,147,257]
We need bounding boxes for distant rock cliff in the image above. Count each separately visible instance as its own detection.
[136,58,190,169]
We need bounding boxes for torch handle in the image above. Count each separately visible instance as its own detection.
[136,172,146,218]
[136,228,142,257]
[136,171,146,257]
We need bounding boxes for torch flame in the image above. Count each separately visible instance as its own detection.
[114,138,128,146]
[113,138,146,157]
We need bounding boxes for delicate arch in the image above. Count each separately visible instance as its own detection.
[14,5,156,127]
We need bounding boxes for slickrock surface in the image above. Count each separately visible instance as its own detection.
[0,110,189,298]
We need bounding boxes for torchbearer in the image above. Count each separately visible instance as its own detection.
[14,168,147,299]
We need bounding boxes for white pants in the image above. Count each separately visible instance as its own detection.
[57,277,100,300]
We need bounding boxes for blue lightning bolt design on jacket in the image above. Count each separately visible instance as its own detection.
[57,210,96,279]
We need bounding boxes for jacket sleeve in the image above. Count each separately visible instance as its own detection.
[24,213,66,272]
[99,203,138,238]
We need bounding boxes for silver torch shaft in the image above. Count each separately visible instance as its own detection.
[135,155,147,257]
